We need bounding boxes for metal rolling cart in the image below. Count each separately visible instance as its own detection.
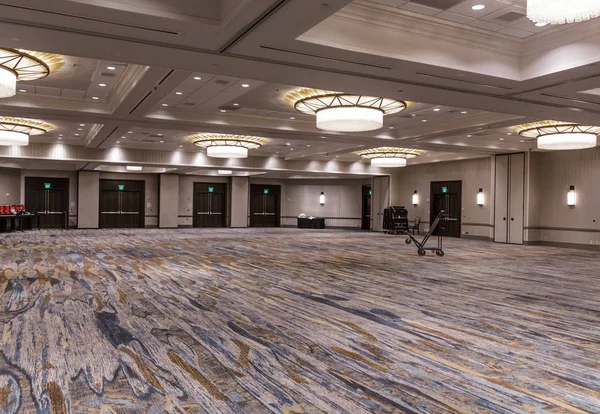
[403,210,456,256]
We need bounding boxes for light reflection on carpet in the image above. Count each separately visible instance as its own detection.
[1,228,599,413]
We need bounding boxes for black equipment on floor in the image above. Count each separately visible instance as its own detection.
[383,206,408,234]
[404,210,457,257]
[298,217,325,229]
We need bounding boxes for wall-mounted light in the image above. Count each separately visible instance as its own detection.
[477,188,484,206]
[126,165,142,171]
[412,190,418,206]
[567,185,576,206]
[319,192,325,206]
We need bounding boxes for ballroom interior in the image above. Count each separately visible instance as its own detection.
[0,0,599,412]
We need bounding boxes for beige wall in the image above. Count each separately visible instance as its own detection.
[0,167,21,205]
[78,171,99,229]
[390,157,494,238]
[526,147,600,246]
[159,174,179,228]
[231,177,249,228]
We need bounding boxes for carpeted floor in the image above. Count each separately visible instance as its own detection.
[0,228,599,413]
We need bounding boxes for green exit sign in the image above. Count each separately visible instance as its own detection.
[369,190,372,196]
[442,187,448,193]
[118,185,125,191]
[264,189,269,195]
[208,187,214,193]
[44,183,51,189]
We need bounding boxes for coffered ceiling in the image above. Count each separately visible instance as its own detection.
[0,0,599,176]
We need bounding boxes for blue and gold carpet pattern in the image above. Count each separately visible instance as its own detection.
[0,228,599,413]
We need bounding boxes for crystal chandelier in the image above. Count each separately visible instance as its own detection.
[0,117,54,146]
[0,49,64,98]
[191,134,267,158]
[527,0,600,24]
[287,88,406,132]
[517,121,599,150]
[356,147,422,167]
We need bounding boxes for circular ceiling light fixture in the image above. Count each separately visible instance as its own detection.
[0,48,64,98]
[516,121,600,150]
[356,147,422,167]
[0,117,54,146]
[287,88,407,132]
[527,0,600,24]
[190,133,267,158]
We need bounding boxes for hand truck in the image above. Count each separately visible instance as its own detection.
[403,210,454,257]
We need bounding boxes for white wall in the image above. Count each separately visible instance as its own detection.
[159,174,179,228]
[231,177,249,228]
[390,157,494,238]
[78,171,99,229]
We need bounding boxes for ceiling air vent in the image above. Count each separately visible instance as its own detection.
[496,11,525,22]
[220,105,241,111]
[142,139,155,143]
[149,134,164,138]
[100,72,117,77]
[215,79,230,85]
[183,102,196,106]
[410,0,464,10]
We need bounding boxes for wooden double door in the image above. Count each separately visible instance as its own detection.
[99,180,145,228]
[430,181,462,238]
[250,185,280,227]
[25,177,69,228]
[193,183,227,228]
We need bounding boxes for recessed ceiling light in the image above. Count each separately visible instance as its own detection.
[80,124,85,126]
[121,136,126,139]
[507,132,513,135]
[116,141,120,144]
[307,144,311,147]
[99,83,106,87]
[92,96,99,100]
[157,134,163,137]
[233,103,239,106]
[286,142,291,146]
[535,22,547,27]
[128,131,133,134]
[499,138,505,141]
[461,111,467,114]
[74,133,80,136]
[78,128,83,131]
[58,134,63,137]
[290,148,294,151]
[389,126,394,129]
[290,117,295,119]
[58,137,62,140]
[336,155,339,158]
[159,140,164,143]
[433,108,440,112]
[194,76,202,80]
[241,84,250,87]
[422,120,427,122]
[107,66,116,70]
[175,92,183,95]
[471,4,485,11]
[19,89,26,93]
[220,109,226,113]
[467,135,472,138]
[411,114,417,117]
[179,145,183,148]
[520,140,525,142]
[162,103,168,107]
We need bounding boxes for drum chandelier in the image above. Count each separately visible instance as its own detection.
[191,134,267,158]
[287,88,406,132]
[356,147,422,167]
[516,121,600,150]
[527,0,600,25]
[0,117,54,146]
[0,48,64,98]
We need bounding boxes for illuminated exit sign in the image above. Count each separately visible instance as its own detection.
[118,185,125,191]
[264,189,269,195]
[208,187,214,193]
[442,187,448,193]
[44,183,51,189]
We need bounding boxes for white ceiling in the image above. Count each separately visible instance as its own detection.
[0,0,598,176]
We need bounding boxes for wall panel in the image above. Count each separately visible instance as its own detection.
[0,168,21,205]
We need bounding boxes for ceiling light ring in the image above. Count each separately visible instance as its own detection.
[518,123,600,138]
[0,122,47,136]
[0,48,53,81]
[192,138,264,150]
[293,93,405,115]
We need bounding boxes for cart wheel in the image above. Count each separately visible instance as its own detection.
[418,249,426,256]
[436,250,445,257]
[405,238,412,245]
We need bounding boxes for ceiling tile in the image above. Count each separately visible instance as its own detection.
[466,19,505,32]
[399,2,441,15]
[446,0,510,17]
[367,0,408,7]
[436,10,475,24]
[498,27,534,38]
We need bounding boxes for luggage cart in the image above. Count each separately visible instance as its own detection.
[403,210,454,256]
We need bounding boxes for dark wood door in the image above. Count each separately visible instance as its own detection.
[25,177,69,229]
[99,180,144,228]
[193,183,227,228]
[249,185,280,227]
[362,186,372,230]
[430,181,462,238]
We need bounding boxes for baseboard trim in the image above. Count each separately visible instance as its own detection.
[178,225,193,228]
[282,225,360,230]
[145,225,158,229]
[524,240,600,250]
[462,235,493,241]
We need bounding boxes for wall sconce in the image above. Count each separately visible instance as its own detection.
[567,185,576,206]
[412,190,418,206]
[477,188,484,206]
[319,192,325,206]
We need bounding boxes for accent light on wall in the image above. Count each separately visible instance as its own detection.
[567,185,576,206]
[412,190,418,206]
[319,192,325,206]
[477,188,485,206]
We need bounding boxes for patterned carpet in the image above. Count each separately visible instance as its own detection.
[0,228,599,413]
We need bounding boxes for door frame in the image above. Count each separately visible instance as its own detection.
[98,179,145,228]
[249,184,281,228]
[192,182,228,228]
[429,180,462,238]
[361,185,372,231]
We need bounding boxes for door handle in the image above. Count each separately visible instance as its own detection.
[511,218,514,221]
[503,217,506,221]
